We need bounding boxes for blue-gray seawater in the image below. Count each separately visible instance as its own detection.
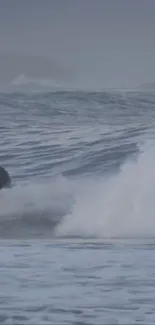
[1,90,155,324]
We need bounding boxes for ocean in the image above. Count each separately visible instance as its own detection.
[1,89,155,324]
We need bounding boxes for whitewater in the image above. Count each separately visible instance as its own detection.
[1,89,155,324]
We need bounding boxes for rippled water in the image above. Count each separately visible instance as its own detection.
[1,90,155,323]
[1,240,155,324]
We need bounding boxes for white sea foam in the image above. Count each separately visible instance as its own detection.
[56,141,155,238]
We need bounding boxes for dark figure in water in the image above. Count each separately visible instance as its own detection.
[0,166,11,190]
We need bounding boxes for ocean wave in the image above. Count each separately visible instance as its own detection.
[11,74,65,91]
[0,142,154,239]
[0,90,155,239]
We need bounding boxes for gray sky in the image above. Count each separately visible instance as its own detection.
[0,0,155,88]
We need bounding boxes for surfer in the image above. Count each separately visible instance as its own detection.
[0,166,11,190]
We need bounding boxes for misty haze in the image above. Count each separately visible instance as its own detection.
[0,0,155,90]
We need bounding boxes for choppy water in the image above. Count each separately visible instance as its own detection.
[1,90,155,324]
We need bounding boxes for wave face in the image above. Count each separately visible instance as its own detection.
[1,90,155,239]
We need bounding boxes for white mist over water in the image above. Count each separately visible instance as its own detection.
[0,177,73,233]
[56,141,155,238]
[1,1,155,89]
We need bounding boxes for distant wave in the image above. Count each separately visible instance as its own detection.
[11,74,65,90]
[10,74,136,93]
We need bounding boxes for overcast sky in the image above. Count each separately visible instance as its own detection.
[0,0,155,88]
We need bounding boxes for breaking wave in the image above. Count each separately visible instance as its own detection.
[0,141,155,240]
